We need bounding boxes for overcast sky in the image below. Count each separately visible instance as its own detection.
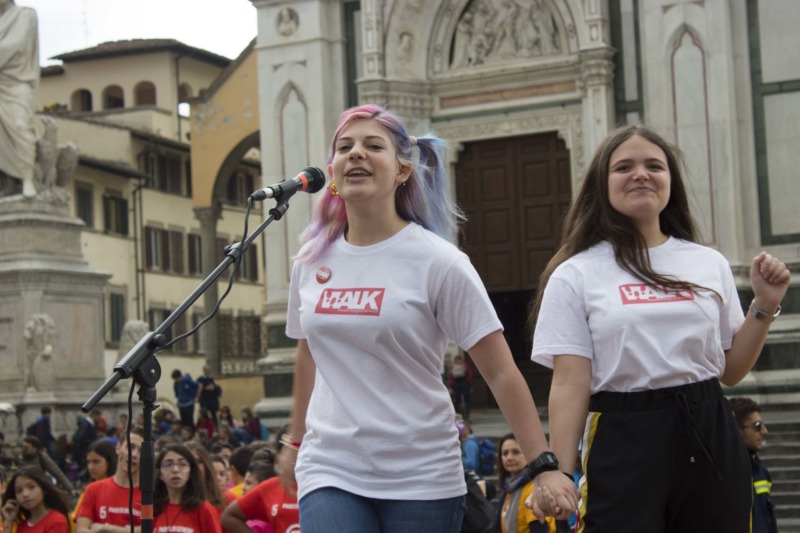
[18,0,258,65]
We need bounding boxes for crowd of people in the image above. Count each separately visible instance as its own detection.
[0,405,299,533]
[0,104,790,533]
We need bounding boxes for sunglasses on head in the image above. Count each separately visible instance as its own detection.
[741,420,765,432]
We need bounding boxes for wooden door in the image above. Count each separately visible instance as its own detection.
[456,132,572,406]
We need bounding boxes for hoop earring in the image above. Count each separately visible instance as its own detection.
[329,180,339,196]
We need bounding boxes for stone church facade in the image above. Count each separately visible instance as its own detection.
[247,0,799,405]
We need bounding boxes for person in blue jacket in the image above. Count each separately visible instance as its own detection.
[172,369,199,429]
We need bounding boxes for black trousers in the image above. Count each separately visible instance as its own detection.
[579,379,752,533]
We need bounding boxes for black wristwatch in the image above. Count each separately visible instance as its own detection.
[525,451,560,479]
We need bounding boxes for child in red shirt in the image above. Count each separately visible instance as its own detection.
[1,466,70,533]
[154,444,221,533]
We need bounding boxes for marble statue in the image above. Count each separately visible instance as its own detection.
[117,320,149,364]
[0,0,39,198]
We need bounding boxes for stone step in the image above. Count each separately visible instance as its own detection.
[763,431,800,444]
[770,466,800,481]
[761,442,800,456]
[774,479,800,492]
[772,491,800,507]
[778,518,800,533]
[776,505,800,520]
[762,454,800,468]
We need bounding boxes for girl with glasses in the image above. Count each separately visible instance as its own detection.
[154,444,221,533]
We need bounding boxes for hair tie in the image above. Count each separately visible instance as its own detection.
[409,135,417,146]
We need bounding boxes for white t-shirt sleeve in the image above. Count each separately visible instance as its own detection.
[531,271,594,368]
[434,255,502,351]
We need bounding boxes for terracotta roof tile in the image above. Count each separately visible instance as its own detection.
[51,38,231,67]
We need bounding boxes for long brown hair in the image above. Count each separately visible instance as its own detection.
[2,466,70,524]
[530,124,707,328]
[184,441,224,508]
[154,444,207,515]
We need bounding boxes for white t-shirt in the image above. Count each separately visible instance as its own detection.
[286,222,502,500]
[531,238,745,394]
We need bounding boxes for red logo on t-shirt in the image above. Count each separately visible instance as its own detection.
[315,288,385,315]
[619,284,695,304]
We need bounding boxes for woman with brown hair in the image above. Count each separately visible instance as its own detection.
[530,125,790,532]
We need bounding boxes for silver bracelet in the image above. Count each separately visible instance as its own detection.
[749,300,781,323]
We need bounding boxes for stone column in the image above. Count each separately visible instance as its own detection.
[249,0,347,422]
[578,48,615,160]
[194,204,221,374]
[578,0,615,159]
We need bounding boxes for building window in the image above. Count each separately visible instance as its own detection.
[134,81,157,106]
[236,243,259,282]
[138,151,187,196]
[218,312,235,358]
[75,182,93,227]
[147,308,189,353]
[109,291,126,343]
[102,84,124,109]
[238,315,262,357]
[192,312,205,354]
[185,160,192,197]
[144,227,184,274]
[156,154,184,195]
[71,89,92,112]
[225,171,254,206]
[188,234,203,275]
[103,193,128,235]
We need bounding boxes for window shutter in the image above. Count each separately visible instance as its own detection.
[102,194,110,233]
[144,227,154,269]
[170,231,184,274]
[120,198,129,236]
[160,229,170,271]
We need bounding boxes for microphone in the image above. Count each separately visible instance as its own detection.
[250,167,326,201]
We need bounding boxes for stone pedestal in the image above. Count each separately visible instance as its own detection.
[0,195,114,436]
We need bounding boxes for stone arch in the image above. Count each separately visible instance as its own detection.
[102,84,124,109]
[70,88,92,112]
[668,25,716,243]
[275,83,309,178]
[134,81,157,106]
[178,83,193,102]
[211,131,261,202]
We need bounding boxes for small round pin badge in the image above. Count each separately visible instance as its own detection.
[316,266,332,284]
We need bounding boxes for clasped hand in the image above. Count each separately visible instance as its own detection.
[524,469,580,521]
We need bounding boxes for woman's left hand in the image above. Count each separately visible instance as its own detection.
[525,470,579,521]
[750,252,791,309]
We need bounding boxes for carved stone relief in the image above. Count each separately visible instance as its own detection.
[23,313,56,391]
[277,7,299,37]
[429,0,579,77]
[450,0,563,69]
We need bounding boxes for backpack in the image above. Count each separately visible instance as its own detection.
[26,421,37,436]
[460,469,494,533]
[477,438,496,476]
[451,361,467,379]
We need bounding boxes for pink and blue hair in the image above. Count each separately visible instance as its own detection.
[297,104,463,263]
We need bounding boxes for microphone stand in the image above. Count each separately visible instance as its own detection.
[82,199,291,533]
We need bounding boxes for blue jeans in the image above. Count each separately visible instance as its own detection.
[300,487,465,533]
